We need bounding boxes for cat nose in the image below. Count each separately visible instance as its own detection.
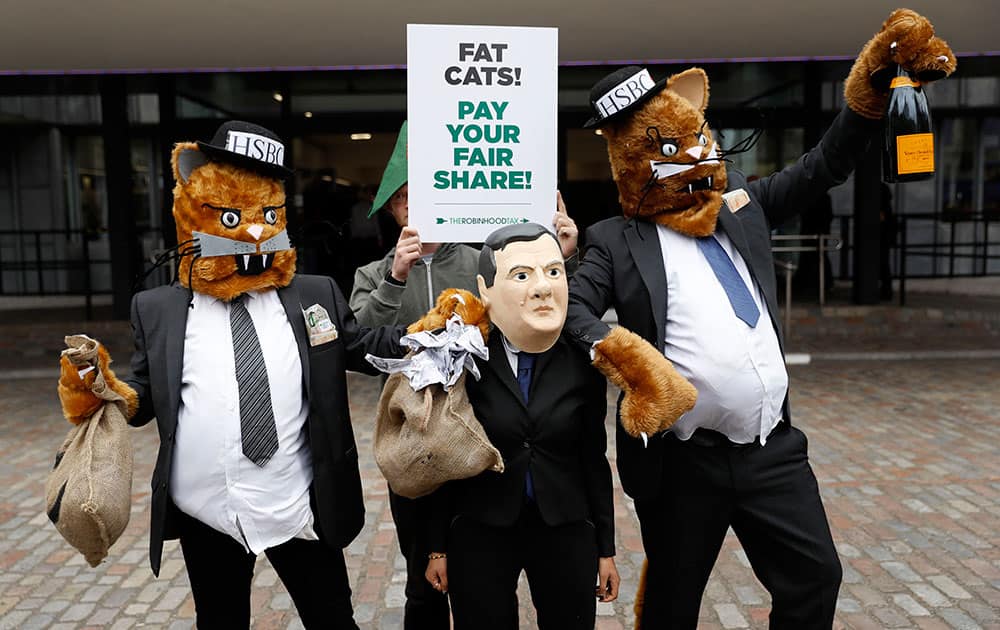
[246,225,265,240]
[686,146,702,159]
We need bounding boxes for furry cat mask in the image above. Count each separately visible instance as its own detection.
[588,9,955,239]
[170,121,297,302]
[596,67,725,238]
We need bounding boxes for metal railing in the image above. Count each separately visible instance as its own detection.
[0,228,168,319]
[770,234,843,307]
[896,212,1000,305]
[834,212,1000,306]
[773,259,797,340]
[0,229,108,318]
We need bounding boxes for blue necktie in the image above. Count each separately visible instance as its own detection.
[516,352,537,500]
[696,236,760,328]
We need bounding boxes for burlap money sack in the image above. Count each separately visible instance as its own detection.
[45,335,133,567]
[374,371,504,499]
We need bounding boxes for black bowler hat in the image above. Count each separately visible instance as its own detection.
[196,120,294,179]
[583,66,669,129]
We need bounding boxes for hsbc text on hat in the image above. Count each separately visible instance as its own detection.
[224,131,285,166]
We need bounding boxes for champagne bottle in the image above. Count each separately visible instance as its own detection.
[882,57,934,183]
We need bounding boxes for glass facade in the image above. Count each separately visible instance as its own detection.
[1,57,998,312]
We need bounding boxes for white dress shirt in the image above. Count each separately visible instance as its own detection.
[500,335,522,377]
[171,289,316,554]
[656,225,787,445]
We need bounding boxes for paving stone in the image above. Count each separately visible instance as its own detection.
[929,574,974,600]
[872,606,911,627]
[269,592,292,611]
[59,602,95,622]
[883,561,923,583]
[937,607,984,630]
[86,606,119,625]
[2,354,999,628]
[892,593,931,616]
[835,598,862,613]
[909,582,952,608]
[714,603,749,629]
[19,614,54,630]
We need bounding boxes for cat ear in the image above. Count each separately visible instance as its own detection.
[666,67,710,114]
[171,142,209,184]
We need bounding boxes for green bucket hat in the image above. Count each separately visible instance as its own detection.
[369,121,408,218]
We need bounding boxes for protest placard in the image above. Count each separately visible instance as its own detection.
[407,24,558,242]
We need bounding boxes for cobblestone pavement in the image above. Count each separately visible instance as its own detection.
[1,357,998,629]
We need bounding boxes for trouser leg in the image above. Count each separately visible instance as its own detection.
[265,536,360,630]
[729,425,842,630]
[633,436,734,629]
[177,512,256,629]
[447,517,521,630]
[389,488,451,629]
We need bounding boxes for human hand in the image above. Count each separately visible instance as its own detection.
[553,191,578,258]
[391,226,422,282]
[425,556,449,594]
[596,557,620,602]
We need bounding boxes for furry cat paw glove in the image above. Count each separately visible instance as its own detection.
[408,288,491,343]
[58,337,138,425]
[845,8,956,119]
[592,327,697,438]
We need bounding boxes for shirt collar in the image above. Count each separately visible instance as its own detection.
[194,289,262,307]
[499,333,523,355]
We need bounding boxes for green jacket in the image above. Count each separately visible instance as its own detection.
[349,242,481,327]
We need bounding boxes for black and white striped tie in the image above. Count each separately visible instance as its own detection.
[230,295,279,467]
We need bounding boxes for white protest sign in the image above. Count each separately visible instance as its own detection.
[407,24,558,242]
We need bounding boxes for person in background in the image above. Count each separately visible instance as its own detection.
[349,121,579,630]
[347,184,383,273]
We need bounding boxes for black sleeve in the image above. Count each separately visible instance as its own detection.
[566,225,615,355]
[422,483,455,554]
[580,368,614,557]
[751,106,880,228]
[327,276,407,374]
[125,293,155,428]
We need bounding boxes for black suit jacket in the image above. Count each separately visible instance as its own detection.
[566,106,878,502]
[125,274,403,575]
[426,333,614,557]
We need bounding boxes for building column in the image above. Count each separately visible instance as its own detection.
[852,141,881,304]
[100,76,140,319]
[158,77,178,250]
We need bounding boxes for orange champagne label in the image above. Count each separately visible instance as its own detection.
[896,133,934,175]
[890,76,921,89]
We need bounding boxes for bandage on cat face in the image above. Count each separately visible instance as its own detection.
[602,68,728,237]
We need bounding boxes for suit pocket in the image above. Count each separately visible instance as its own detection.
[308,338,342,354]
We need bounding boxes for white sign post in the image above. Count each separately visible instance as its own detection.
[407,24,558,242]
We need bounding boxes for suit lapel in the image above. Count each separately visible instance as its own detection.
[485,332,528,410]
[716,201,755,275]
[278,279,311,401]
[164,285,191,429]
[717,200,783,338]
[624,220,667,351]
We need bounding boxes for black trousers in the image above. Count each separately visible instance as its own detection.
[177,511,359,629]
[389,489,451,630]
[447,502,599,630]
[634,423,842,629]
